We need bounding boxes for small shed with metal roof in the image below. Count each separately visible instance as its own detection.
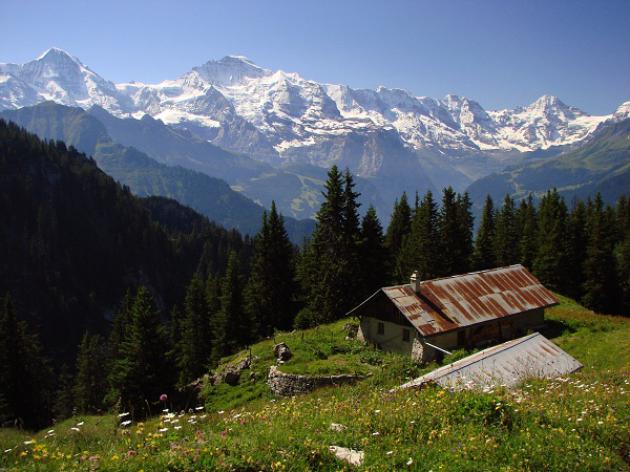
[396,332,583,391]
[347,265,558,363]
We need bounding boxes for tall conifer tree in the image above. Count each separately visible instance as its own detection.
[617,233,630,313]
[456,192,474,274]
[565,200,588,300]
[516,195,538,270]
[398,191,440,280]
[108,290,133,366]
[533,189,569,292]
[303,166,359,324]
[211,251,248,363]
[472,196,496,270]
[246,202,296,335]
[385,193,412,282]
[177,276,211,385]
[617,195,630,313]
[581,194,618,313]
[359,206,389,298]
[438,187,462,276]
[494,195,519,267]
[73,333,108,413]
[341,170,363,309]
[0,294,52,428]
[110,287,165,417]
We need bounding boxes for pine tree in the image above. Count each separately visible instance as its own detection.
[437,187,472,276]
[565,200,588,300]
[617,234,630,314]
[359,206,389,299]
[533,189,569,293]
[456,192,474,274]
[73,333,108,414]
[398,191,440,280]
[516,195,538,270]
[385,193,412,283]
[53,365,75,420]
[472,196,496,270]
[581,194,618,313]
[616,195,630,313]
[0,294,52,428]
[294,238,318,328]
[246,202,296,337]
[210,251,248,364]
[0,294,24,427]
[341,169,363,309]
[616,194,630,235]
[205,274,222,317]
[108,290,133,364]
[303,166,359,324]
[177,276,211,385]
[438,187,461,276]
[494,195,519,267]
[109,287,166,417]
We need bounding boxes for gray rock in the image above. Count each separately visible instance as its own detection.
[274,342,293,362]
[212,356,251,386]
[343,323,358,339]
[329,446,364,467]
[330,423,348,432]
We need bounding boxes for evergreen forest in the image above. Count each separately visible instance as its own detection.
[1,119,628,429]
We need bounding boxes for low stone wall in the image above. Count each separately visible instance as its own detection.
[267,366,364,396]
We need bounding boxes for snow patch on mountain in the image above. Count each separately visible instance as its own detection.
[613,101,630,121]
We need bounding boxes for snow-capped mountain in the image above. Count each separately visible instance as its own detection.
[0,48,130,113]
[1,48,627,194]
[3,49,621,147]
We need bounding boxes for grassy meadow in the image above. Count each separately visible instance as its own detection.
[1,296,628,471]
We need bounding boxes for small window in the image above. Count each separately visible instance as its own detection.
[377,322,385,335]
[402,329,410,342]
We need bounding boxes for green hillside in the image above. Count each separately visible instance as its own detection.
[1,296,628,471]
[0,119,252,370]
[467,119,630,206]
[0,102,315,240]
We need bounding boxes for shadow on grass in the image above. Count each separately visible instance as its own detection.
[539,319,576,339]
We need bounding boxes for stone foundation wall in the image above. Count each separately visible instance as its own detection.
[267,366,363,396]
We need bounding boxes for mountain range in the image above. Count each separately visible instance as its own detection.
[1,48,629,219]
[0,102,314,240]
[467,117,630,206]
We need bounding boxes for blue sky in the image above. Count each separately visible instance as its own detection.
[2,0,628,114]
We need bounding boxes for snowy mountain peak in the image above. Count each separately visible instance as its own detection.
[34,47,81,64]
[613,101,630,121]
[530,94,562,107]
[189,55,270,86]
[525,94,585,117]
[223,55,257,65]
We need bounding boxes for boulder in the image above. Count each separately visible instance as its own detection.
[274,342,293,362]
[329,446,364,467]
[343,323,359,339]
[212,356,252,386]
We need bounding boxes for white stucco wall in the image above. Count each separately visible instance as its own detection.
[358,308,546,364]
[358,317,416,357]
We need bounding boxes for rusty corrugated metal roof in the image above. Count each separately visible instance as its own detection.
[382,285,457,336]
[418,264,558,327]
[397,332,582,391]
[376,265,557,336]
